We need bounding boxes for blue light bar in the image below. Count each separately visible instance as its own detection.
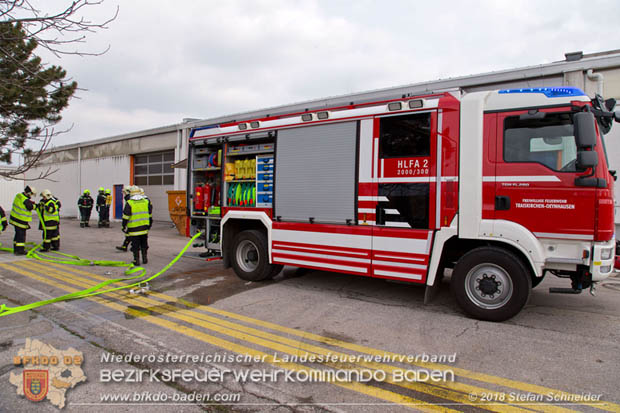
[498,87,586,98]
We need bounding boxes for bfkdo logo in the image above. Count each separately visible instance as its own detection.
[23,370,49,402]
[9,338,86,409]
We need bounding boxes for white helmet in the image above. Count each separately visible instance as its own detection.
[41,189,52,200]
[129,185,141,195]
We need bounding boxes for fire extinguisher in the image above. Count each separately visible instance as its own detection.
[203,182,212,211]
[194,185,204,211]
[214,184,220,206]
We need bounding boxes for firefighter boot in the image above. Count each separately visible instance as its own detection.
[116,239,130,252]
[141,248,148,264]
[132,251,140,266]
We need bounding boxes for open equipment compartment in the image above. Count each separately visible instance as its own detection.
[188,131,275,258]
[188,142,222,255]
[224,142,274,208]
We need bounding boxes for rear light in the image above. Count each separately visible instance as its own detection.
[600,265,611,273]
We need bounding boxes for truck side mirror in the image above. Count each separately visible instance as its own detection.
[576,150,598,170]
[574,112,597,148]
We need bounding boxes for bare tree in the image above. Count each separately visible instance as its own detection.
[0,1,118,180]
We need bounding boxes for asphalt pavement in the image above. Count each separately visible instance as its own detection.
[0,216,619,412]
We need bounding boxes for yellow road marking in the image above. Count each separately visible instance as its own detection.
[20,261,541,413]
[2,262,457,412]
[40,260,620,412]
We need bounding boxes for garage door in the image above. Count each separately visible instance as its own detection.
[134,150,175,221]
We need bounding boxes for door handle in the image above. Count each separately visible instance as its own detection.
[495,196,511,211]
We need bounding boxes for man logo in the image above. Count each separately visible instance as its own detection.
[23,370,48,402]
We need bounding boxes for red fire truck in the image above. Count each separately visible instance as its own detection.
[187,87,618,321]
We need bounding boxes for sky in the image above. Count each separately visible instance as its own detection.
[20,0,620,148]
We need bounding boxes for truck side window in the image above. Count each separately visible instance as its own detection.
[504,113,578,172]
[379,113,431,158]
[378,183,429,229]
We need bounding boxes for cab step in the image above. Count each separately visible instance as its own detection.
[549,287,582,294]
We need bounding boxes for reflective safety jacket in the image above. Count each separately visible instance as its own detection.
[52,196,62,211]
[96,193,107,210]
[122,197,152,236]
[39,198,59,230]
[78,195,94,209]
[0,206,7,231]
[9,193,35,229]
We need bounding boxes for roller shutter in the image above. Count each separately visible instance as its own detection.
[275,121,357,224]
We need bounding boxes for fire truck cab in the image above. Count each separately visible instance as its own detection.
[187,86,618,321]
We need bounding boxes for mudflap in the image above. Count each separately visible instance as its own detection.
[423,266,444,304]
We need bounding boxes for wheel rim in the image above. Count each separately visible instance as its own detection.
[464,263,513,310]
[236,239,259,273]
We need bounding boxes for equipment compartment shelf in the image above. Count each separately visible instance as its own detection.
[226,150,274,157]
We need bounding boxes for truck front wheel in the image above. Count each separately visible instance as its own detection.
[451,247,531,322]
[231,230,277,281]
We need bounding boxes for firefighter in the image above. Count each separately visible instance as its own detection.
[0,205,7,232]
[116,186,132,252]
[38,189,60,251]
[78,189,94,227]
[96,187,110,228]
[105,188,112,225]
[9,186,36,255]
[122,186,153,265]
[51,194,62,248]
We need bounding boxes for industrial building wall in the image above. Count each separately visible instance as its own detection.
[142,185,174,221]
[27,153,174,222]
[599,68,620,228]
[80,156,131,219]
[0,175,24,210]
[26,156,130,219]
[605,126,620,228]
[24,161,79,217]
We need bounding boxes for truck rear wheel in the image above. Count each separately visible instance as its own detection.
[451,247,531,322]
[231,230,276,281]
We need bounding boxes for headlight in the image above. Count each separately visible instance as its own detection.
[601,248,613,260]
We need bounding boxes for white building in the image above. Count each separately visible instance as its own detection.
[25,49,620,230]
[0,168,24,210]
[25,125,183,221]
